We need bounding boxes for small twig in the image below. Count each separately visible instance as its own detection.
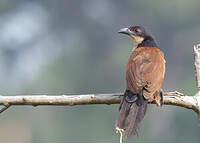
[0,104,11,114]
[116,127,124,143]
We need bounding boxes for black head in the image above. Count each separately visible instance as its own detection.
[118,26,157,47]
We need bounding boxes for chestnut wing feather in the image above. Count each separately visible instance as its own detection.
[126,47,165,100]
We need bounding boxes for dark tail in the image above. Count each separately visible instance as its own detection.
[115,90,148,139]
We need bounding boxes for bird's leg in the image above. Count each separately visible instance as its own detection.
[124,90,138,103]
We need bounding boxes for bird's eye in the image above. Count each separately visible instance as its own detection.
[134,28,140,33]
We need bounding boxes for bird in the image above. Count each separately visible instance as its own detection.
[115,26,165,140]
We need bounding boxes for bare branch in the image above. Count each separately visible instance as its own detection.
[194,43,200,91]
[0,92,199,116]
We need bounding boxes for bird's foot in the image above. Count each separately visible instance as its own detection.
[154,90,163,107]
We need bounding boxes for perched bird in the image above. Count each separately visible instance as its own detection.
[115,26,165,139]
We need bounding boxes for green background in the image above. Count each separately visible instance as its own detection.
[0,0,199,143]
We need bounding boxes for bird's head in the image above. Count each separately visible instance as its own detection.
[118,26,156,48]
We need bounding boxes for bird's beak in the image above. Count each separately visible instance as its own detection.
[118,28,134,35]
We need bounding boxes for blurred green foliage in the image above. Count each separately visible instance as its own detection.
[0,0,200,143]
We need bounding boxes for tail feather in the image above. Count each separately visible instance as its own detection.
[115,94,148,139]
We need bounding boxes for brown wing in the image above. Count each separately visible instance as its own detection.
[126,47,165,101]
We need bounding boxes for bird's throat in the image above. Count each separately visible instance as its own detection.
[128,35,144,51]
